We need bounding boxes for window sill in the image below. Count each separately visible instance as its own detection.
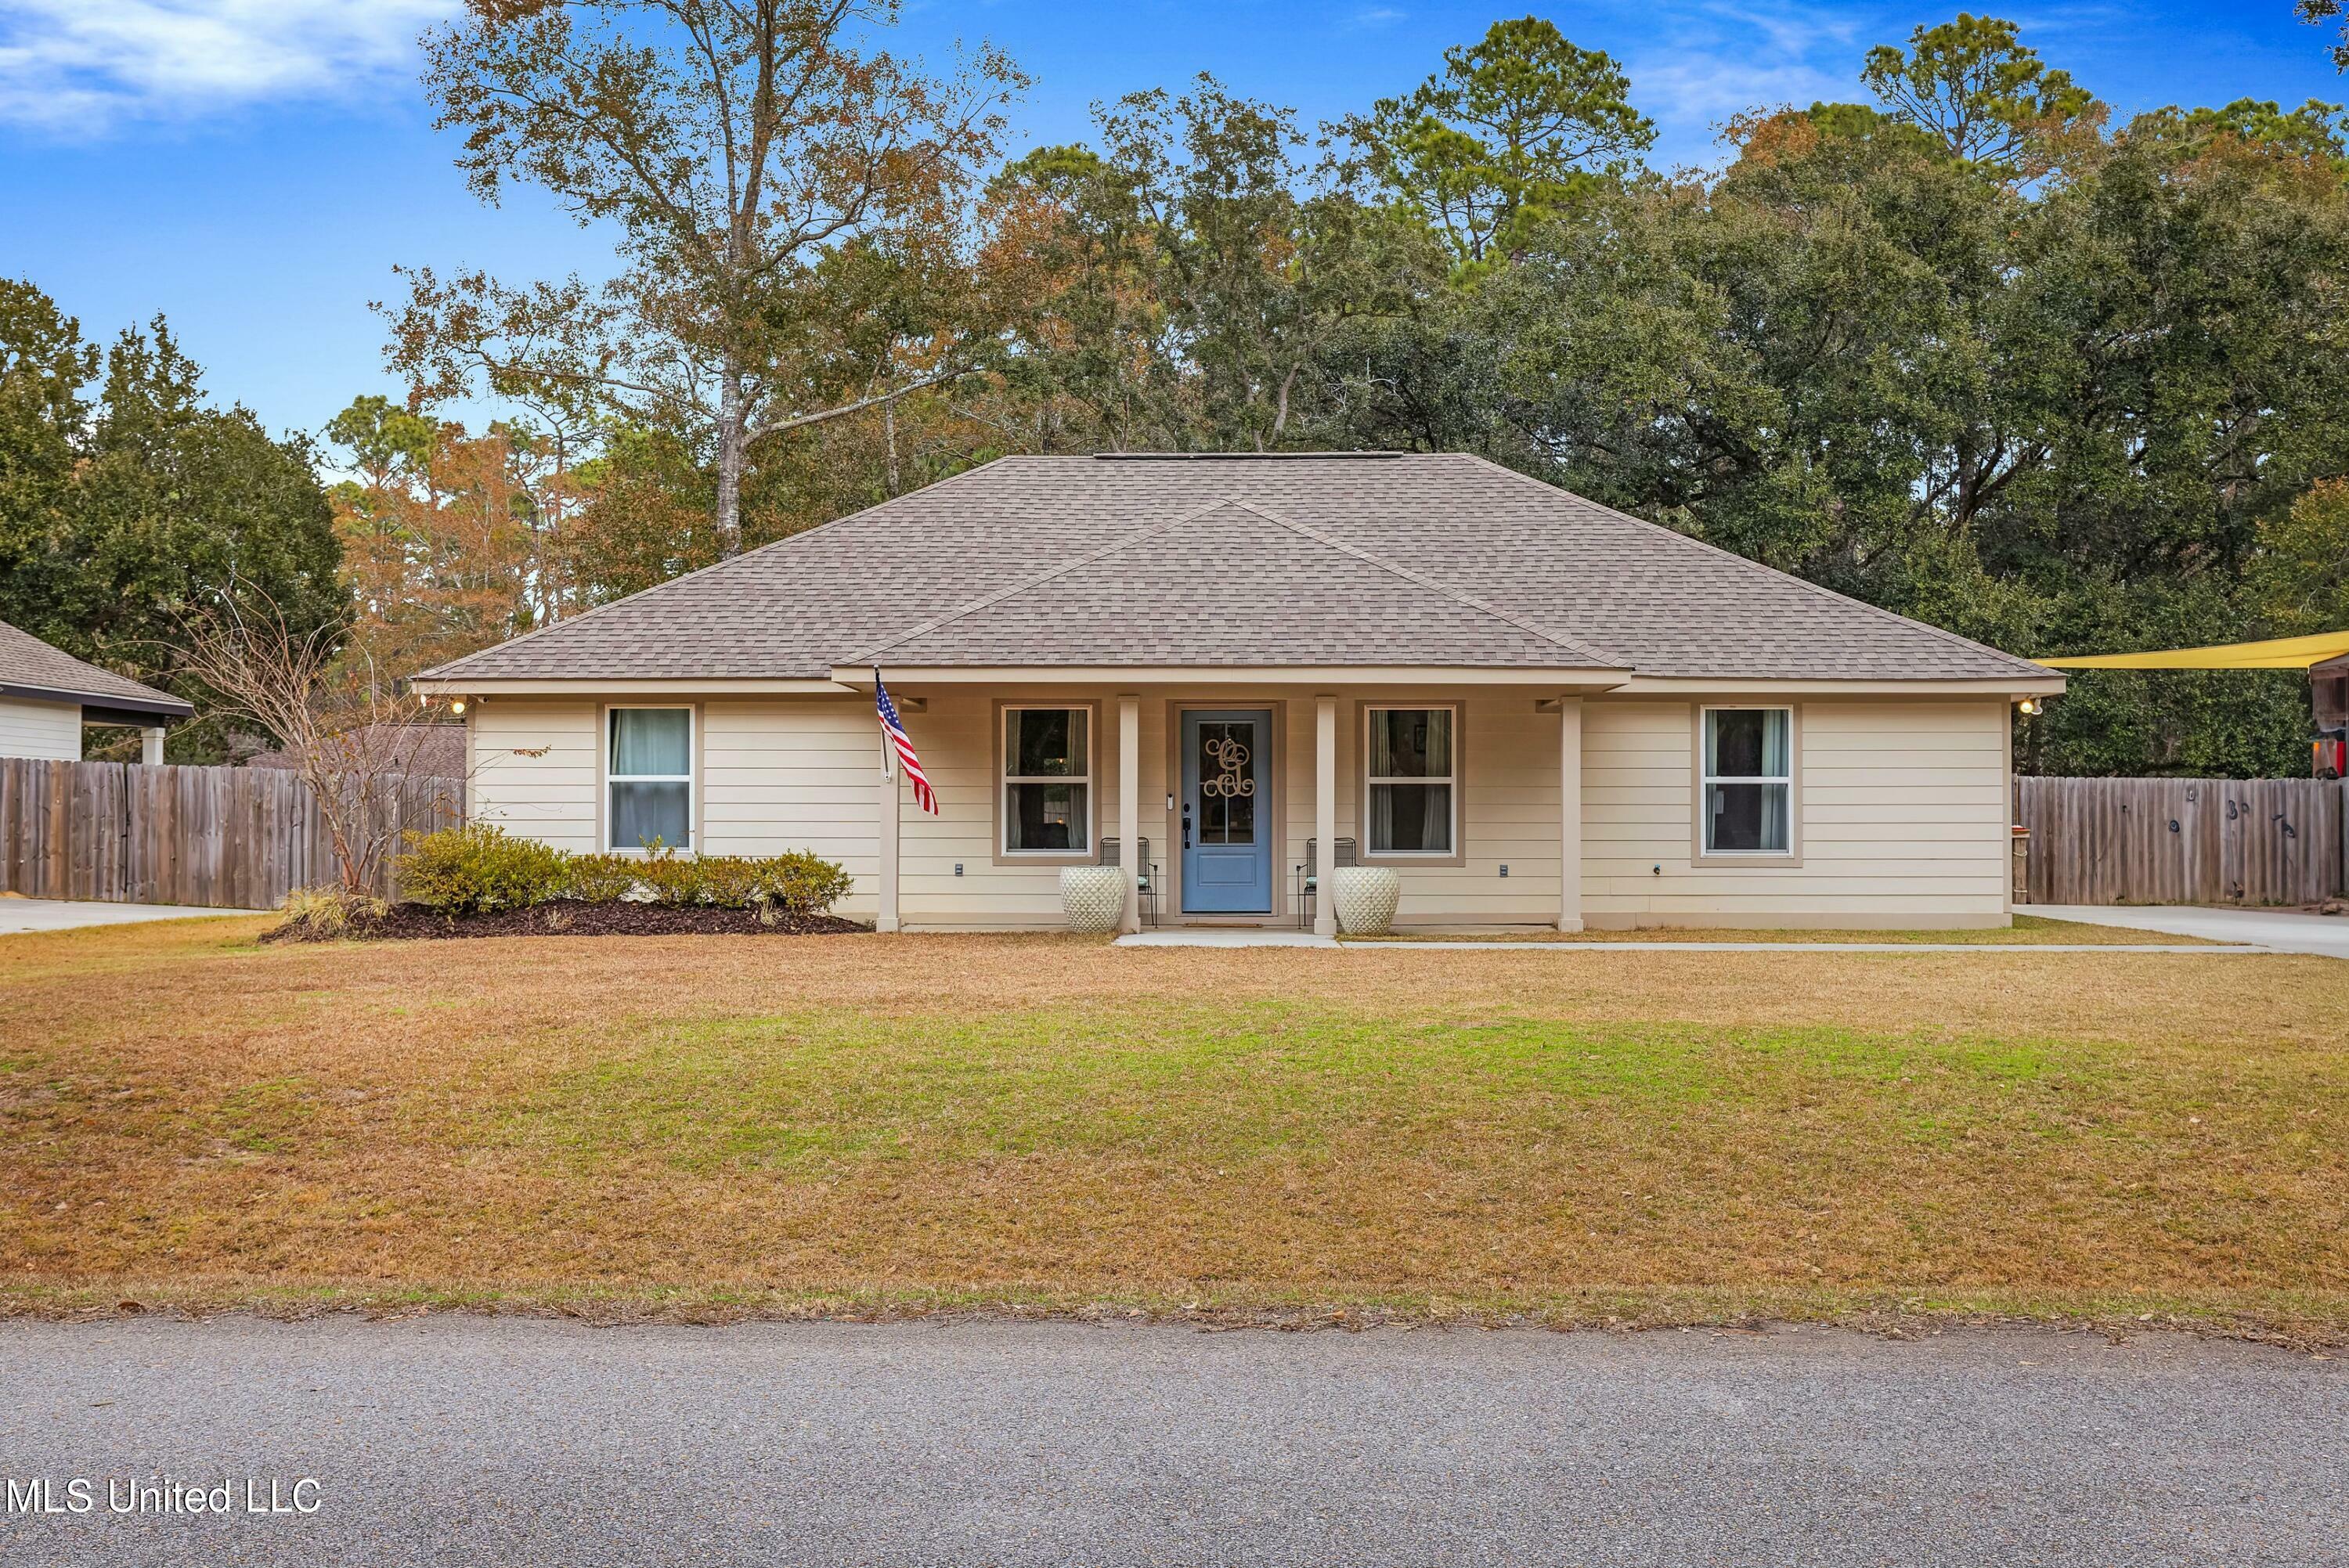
[1690,850,1803,869]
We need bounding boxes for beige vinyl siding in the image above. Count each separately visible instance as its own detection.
[460,688,2012,931]
[0,695,82,760]
[469,699,599,852]
[1582,697,2010,928]
[1380,695,1561,928]
[897,690,1155,928]
[702,698,880,916]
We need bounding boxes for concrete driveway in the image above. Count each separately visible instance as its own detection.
[2034,903,2349,959]
[0,1317,2340,1567]
[0,896,267,935]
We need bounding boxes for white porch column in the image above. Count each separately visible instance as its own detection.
[139,726,165,766]
[1117,693,1140,933]
[1557,696,1583,932]
[1314,694,1337,937]
[876,726,901,933]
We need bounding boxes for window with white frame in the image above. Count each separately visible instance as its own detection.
[608,706,693,852]
[1002,706,1090,853]
[1366,705,1456,856]
[1702,707,1792,854]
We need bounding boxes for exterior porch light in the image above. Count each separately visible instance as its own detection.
[449,697,467,716]
[2017,697,2040,716]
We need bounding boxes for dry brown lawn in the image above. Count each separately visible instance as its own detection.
[4,917,2345,1338]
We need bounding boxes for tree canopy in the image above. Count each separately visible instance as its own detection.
[0,281,341,759]
[12,9,2349,777]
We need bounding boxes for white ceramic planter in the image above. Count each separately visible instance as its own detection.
[1060,864,1129,933]
[1330,865,1401,935]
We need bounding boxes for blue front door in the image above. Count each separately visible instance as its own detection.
[1181,709,1273,914]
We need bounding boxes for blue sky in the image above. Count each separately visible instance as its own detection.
[2,1,2342,456]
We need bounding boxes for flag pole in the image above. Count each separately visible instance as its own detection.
[875,666,893,781]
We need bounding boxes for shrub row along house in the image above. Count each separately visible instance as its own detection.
[410,454,2063,933]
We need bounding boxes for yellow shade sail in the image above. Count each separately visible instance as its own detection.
[2036,631,2349,672]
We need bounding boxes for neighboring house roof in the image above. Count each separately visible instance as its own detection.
[245,723,467,778]
[0,618,193,719]
[418,452,2050,684]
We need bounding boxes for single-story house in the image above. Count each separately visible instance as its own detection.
[411,452,2064,933]
[0,618,191,763]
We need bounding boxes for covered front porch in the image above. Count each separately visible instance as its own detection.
[840,671,1604,936]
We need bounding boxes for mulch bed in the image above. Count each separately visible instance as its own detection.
[288,901,869,942]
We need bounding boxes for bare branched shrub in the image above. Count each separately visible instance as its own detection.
[172,588,464,896]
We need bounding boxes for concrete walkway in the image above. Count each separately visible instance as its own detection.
[2034,903,2349,960]
[0,896,269,935]
[1116,928,1337,947]
[1116,927,2256,954]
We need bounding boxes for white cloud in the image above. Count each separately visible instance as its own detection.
[1619,0,1866,174]
[0,0,447,132]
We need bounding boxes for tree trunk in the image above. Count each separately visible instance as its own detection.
[715,364,746,559]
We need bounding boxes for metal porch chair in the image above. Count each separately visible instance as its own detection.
[1096,837,1160,928]
[1293,836,1358,929]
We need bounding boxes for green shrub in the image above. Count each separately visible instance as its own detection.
[628,842,703,905]
[558,853,642,903]
[396,824,569,913]
[689,856,769,908]
[393,826,852,916]
[762,849,856,913]
[682,851,856,910]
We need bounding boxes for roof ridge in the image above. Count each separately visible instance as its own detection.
[844,496,1247,665]
[1222,499,1626,669]
[417,455,1021,683]
[1452,453,2048,678]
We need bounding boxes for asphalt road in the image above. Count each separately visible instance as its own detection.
[0,1316,2340,1566]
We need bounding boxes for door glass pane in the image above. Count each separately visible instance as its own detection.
[1369,708,1450,778]
[612,781,691,850]
[1197,721,1256,845]
[1008,781,1088,850]
[611,708,690,775]
[1009,709,1084,777]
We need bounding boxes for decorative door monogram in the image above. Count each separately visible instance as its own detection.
[1200,735,1255,798]
[1194,722,1259,845]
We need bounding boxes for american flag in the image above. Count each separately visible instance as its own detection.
[875,670,938,815]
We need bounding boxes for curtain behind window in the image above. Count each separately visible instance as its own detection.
[612,708,691,775]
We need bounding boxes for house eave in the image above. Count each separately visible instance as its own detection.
[0,681,193,719]
[1607,675,2066,699]
[406,677,857,697]
[830,664,1635,688]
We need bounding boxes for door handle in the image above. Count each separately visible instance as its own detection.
[1182,804,1193,849]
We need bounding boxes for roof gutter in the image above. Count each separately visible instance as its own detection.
[406,677,857,697]
[830,665,1636,689]
[1,681,193,719]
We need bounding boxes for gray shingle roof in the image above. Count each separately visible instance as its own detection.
[0,618,192,716]
[420,453,2048,683]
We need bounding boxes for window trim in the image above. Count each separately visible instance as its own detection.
[601,702,699,856]
[1358,701,1467,867]
[992,699,1100,865]
[1691,704,1802,866]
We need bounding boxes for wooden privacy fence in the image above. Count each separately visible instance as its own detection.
[2015,777,2347,907]
[0,759,464,910]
